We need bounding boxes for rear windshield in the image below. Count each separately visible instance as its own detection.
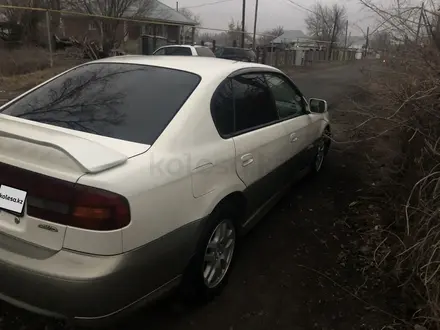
[216,48,255,58]
[195,47,215,57]
[1,63,201,145]
[164,47,192,55]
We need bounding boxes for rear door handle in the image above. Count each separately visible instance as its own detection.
[290,133,298,143]
[241,153,254,167]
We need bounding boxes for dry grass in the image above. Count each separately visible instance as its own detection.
[0,47,86,104]
[335,45,440,329]
[0,66,72,91]
[0,47,52,76]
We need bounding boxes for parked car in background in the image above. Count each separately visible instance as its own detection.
[215,46,257,62]
[0,55,330,326]
[152,44,216,57]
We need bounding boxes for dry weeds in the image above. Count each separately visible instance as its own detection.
[331,44,440,330]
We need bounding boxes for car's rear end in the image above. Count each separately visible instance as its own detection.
[0,60,202,324]
[195,46,216,57]
[215,47,257,62]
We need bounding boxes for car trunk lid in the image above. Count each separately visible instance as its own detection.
[0,115,148,251]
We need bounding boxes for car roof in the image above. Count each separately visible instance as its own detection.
[92,55,277,79]
[222,47,253,50]
[156,44,192,48]
[156,44,209,49]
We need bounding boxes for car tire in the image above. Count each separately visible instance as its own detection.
[311,128,331,174]
[181,206,237,304]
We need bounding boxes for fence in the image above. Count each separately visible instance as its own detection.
[0,4,359,75]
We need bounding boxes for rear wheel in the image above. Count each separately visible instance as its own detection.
[182,207,237,303]
[311,128,331,174]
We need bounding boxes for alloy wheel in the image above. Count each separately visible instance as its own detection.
[315,139,326,172]
[202,219,236,289]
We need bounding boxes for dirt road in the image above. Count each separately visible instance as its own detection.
[1,61,390,330]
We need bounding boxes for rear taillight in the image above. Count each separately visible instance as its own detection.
[27,184,130,231]
[0,162,130,230]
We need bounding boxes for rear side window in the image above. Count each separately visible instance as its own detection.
[211,74,279,136]
[211,79,234,136]
[195,47,215,57]
[232,74,278,132]
[164,47,192,55]
[2,63,201,145]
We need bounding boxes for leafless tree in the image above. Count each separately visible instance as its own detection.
[358,0,426,43]
[305,2,347,58]
[64,0,155,54]
[0,0,55,44]
[259,26,284,46]
[227,18,251,46]
[369,31,392,50]
[179,7,200,42]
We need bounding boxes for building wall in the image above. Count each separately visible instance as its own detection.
[62,16,185,44]
[61,16,124,42]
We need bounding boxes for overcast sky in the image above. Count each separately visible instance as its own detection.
[162,0,376,36]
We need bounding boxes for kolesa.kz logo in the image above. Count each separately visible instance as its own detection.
[0,193,24,205]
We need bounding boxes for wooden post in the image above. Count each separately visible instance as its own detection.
[252,0,259,49]
[212,40,216,52]
[241,0,246,48]
[364,26,369,58]
[191,27,195,45]
[416,2,424,43]
[45,11,53,67]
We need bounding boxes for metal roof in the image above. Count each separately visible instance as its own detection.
[271,30,309,44]
[62,0,197,26]
[126,0,197,26]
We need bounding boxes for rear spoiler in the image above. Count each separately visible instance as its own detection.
[0,115,128,173]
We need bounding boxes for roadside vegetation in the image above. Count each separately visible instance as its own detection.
[329,1,440,329]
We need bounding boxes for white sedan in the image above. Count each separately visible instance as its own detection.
[0,56,330,326]
[152,44,216,57]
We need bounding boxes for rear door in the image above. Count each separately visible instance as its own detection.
[264,72,316,171]
[229,73,287,213]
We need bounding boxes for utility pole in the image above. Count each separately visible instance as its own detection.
[364,26,370,58]
[252,0,259,50]
[344,20,348,48]
[416,2,424,43]
[241,0,246,48]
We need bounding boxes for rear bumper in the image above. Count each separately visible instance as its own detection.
[0,218,204,326]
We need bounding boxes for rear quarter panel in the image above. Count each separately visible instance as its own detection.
[76,74,247,253]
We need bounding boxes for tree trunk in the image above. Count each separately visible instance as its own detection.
[328,15,339,60]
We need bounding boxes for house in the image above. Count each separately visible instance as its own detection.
[345,36,366,50]
[271,30,309,45]
[59,0,197,45]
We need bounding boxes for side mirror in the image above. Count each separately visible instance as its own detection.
[309,98,328,113]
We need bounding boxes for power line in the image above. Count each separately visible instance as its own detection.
[283,0,314,14]
[274,0,307,15]
[181,0,234,10]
